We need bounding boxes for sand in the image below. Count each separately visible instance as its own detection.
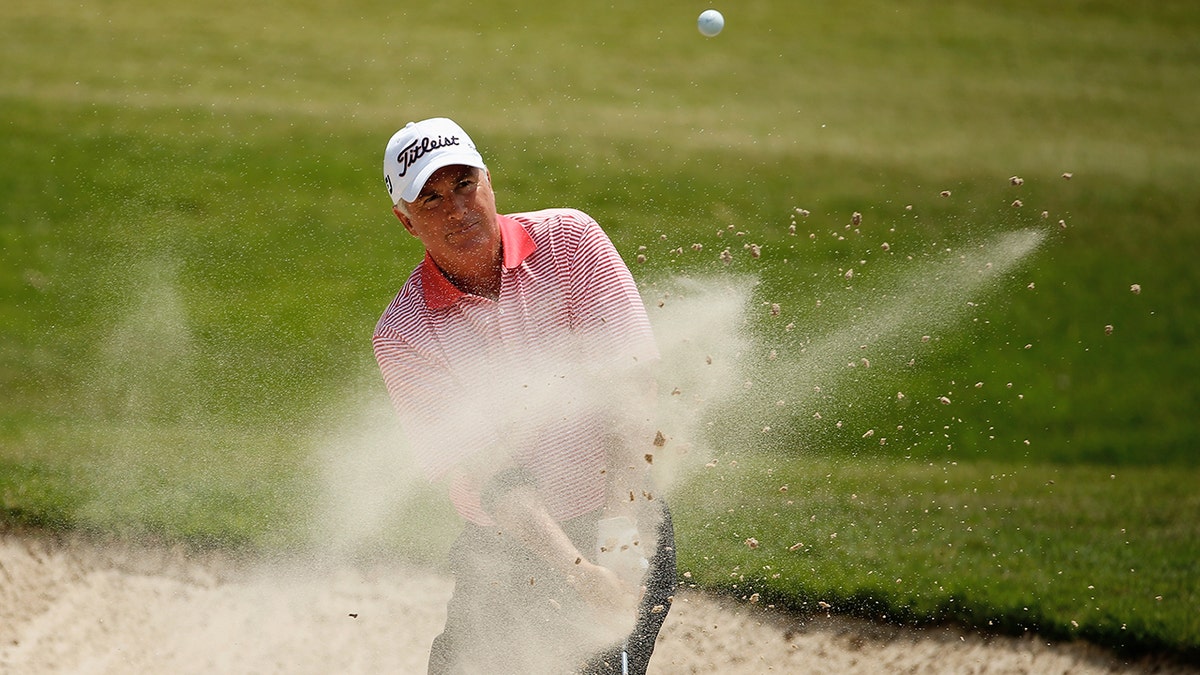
[1,529,1191,674]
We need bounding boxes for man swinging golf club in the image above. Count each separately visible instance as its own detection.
[373,117,675,674]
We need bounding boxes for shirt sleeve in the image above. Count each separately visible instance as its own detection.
[373,326,500,483]
[567,214,660,369]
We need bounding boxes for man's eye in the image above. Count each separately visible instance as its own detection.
[421,195,442,208]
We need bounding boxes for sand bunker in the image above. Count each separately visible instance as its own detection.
[0,529,1190,674]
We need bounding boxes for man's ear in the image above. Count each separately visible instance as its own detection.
[393,204,416,235]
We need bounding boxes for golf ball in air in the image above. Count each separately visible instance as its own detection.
[697,9,724,37]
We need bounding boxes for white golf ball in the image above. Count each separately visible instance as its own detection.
[697,9,724,37]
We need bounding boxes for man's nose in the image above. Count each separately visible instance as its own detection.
[447,192,470,219]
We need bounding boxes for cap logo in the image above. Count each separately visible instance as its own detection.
[395,135,462,177]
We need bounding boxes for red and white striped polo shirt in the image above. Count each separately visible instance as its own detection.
[373,208,658,525]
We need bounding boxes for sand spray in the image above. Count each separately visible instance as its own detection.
[70,207,1047,671]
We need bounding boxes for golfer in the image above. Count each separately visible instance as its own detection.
[373,117,675,674]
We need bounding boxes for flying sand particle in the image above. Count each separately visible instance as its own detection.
[851,212,862,226]
[940,190,951,197]
[1130,284,1141,294]
[745,538,760,549]
[1105,324,1114,335]
[1010,176,1024,186]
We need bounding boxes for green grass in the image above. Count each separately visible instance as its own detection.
[671,454,1199,658]
[2,0,1198,662]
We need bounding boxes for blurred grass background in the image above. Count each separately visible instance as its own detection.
[2,0,1197,662]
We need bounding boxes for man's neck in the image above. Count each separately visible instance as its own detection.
[433,251,502,301]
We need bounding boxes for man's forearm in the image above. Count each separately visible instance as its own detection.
[490,483,640,614]
[490,483,588,574]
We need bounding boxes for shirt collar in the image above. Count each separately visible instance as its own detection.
[420,215,536,309]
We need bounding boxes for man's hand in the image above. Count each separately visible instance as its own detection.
[595,516,650,588]
[568,557,641,644]
[568,559,640,610]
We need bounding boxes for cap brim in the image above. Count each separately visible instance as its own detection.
[398,152,488,204]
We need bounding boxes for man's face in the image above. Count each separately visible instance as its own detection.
[394,165,499,266]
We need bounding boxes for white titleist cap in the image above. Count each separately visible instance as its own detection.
[383,117,486,206]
